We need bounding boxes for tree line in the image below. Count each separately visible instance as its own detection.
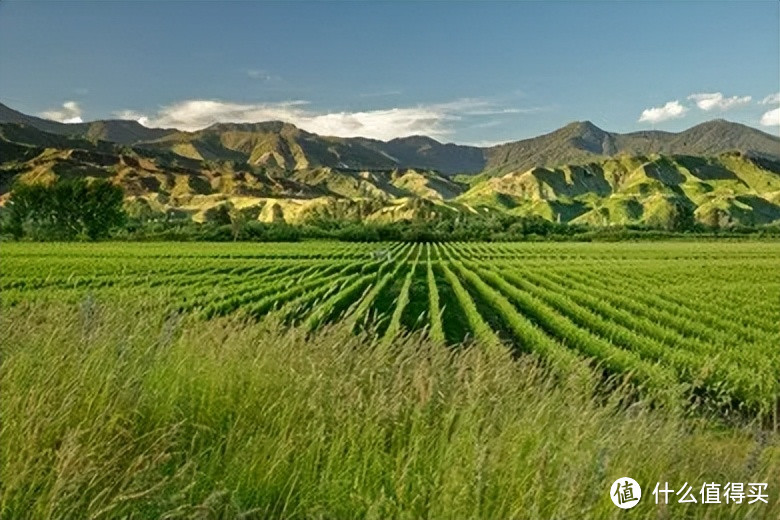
[3,179,125,240]
[1,179,778,242]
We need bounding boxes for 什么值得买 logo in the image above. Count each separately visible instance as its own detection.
[611,477,642,509]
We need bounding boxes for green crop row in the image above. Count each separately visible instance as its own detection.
[3,240,778,419]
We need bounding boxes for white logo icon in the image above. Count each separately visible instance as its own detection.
[611,477,642,509]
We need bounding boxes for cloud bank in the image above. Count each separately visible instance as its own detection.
[639,91,757,125]
[39,101,83,124]
[114,98,537,141]
[756,93,780,127]
[638,100,688,124]
[760,107,780,127]
[688,92,751,111]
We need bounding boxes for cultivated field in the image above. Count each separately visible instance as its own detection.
[3,241,779,416]
[1,241,779,518]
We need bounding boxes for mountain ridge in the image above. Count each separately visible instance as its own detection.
[2,101,778,177]
[1,102,779,229]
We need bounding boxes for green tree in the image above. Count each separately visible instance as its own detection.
[6,179,126,240]
[229,204,247,241]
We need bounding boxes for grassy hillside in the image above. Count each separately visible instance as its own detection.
[4,102,779,179]
[459,153,780,227]
[357,135,486,175]
[0,102,172,144]
[137,122,401,171]
[482,120,780,176]
[0,124,464,224]
[2,108,779,229]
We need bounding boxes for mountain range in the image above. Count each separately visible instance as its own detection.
[1,101,779,228]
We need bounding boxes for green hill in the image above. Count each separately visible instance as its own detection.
[0,123,464,224]
[459,153,780,227]
[1,101,779,229]
[481,120,780,176]
[0,102,172,145]
[5,101,778,178]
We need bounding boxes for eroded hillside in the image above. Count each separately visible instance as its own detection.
[2,102,779,228]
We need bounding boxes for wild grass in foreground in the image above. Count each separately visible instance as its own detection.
[1,299,778,519]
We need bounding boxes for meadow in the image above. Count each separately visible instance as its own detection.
[1,241,779,518]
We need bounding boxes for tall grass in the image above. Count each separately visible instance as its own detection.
[1,298,778,519]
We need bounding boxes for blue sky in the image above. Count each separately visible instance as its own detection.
[1,1,778,144]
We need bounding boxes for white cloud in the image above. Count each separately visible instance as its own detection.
[121,99,449,140]
[760,107,780,127]
[113,97,541,141]
[688,92,751,111]
[638,100,688,124]
[463,139,509,147]
[760,93,780,105]
[301,107,450,140]
[39,101,83,124]
[113,109,150,127]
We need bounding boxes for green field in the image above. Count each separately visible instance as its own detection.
[2,241,779,518]
[3,241,779,416]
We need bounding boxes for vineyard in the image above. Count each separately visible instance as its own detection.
[3,240,780,518]
[3,241,778,418]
